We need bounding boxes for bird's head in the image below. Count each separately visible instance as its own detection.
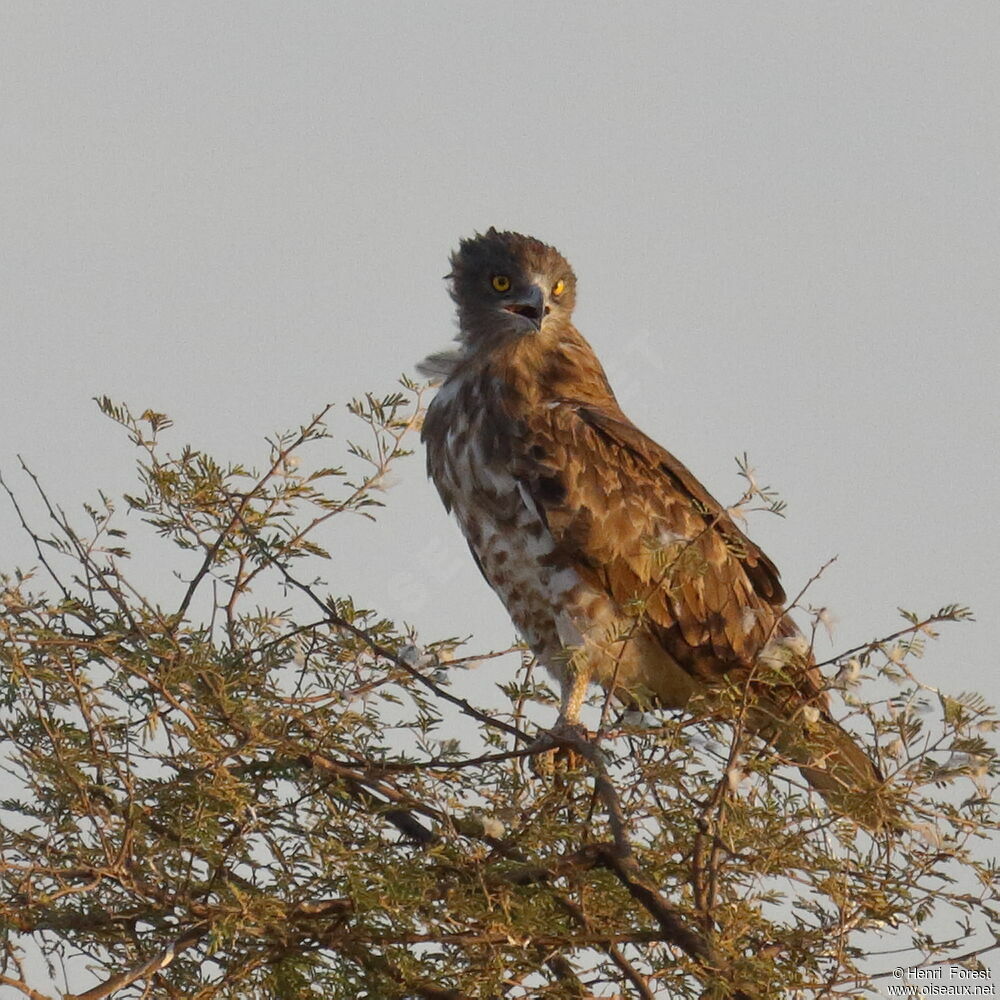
[447,228,577,349]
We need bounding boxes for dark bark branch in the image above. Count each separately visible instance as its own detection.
[304,751,440,845]
[63,924,208,1000]
[554,892,657,1000]
[606,943,658,1000]
[598,847,709,961]
[0,972,58,1000]
[543,954,587,997]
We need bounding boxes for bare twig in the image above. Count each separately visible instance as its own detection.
[813,611,971,670]
[175,405,334,621]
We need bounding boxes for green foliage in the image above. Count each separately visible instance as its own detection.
[0,391,997,999]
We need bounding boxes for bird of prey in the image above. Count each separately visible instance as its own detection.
[419,228,885,825]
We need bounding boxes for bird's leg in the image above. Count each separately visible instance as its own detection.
[556,660,592,730]
[528,661,594,773]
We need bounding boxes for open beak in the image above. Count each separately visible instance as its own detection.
[502,284,545,331]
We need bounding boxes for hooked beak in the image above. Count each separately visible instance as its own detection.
[502,284,545,331]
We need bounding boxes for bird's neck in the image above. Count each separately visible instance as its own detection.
[482,323,620,411]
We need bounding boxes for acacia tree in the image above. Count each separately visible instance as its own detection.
[0,389,996,1000]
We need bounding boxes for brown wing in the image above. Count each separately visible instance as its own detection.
[517,398,813,688]
[513,397,889,820]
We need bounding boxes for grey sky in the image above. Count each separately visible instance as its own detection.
[1,1,998,989]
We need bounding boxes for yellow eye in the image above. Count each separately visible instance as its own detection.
[552,279,566,297]
[491,275,511,292]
